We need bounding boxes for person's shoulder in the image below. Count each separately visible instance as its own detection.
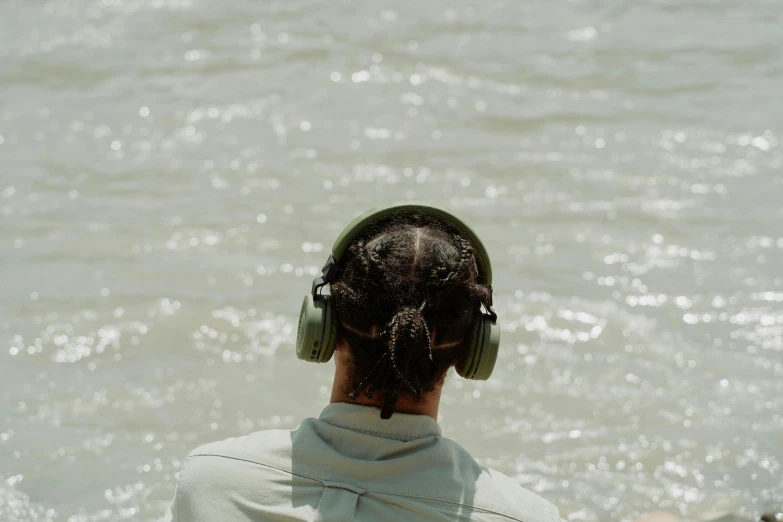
[172,428,303,521]
[186,424,291,465]
[473,465,561,522]
[174,428,297,504]
[430,436,560,522]
[179,414,329,489]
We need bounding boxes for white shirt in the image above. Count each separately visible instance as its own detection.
[171,402,562,522]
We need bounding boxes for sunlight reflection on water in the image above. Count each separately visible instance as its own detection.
[1,0,782,520]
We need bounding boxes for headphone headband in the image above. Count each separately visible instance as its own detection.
[298,202,501,383]
[330,203,493,285]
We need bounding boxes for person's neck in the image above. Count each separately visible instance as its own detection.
[329,385,441,420]
[329,351,442,420]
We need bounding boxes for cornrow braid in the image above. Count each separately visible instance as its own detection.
[419,299,433,362]
[349,305,430,418]
[331,213,492,419]
[451,234,476,283]
[348,241,372,279]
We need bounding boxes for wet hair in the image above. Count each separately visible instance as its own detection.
[330,213,493,419]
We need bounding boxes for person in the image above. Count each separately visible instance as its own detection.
[170,203,562,521]
[169,203,695,521]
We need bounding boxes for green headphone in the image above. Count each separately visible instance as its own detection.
[295,203,500,381]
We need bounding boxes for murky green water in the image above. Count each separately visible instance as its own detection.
[1,0,781,520]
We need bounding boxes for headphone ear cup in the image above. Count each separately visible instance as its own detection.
[318,294,338,362]
[296,294,323,362]
[296,294,338,363]
[456,318,483,379]
[471,316,500,380]
[296,294,337,362]
[456,315,500,380]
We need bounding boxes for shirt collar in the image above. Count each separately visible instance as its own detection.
[318,402,442,441]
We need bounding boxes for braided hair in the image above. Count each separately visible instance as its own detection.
[330,213,493,419]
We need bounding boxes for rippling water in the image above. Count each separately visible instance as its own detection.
[1,0,782,521]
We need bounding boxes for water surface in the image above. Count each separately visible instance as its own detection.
[1,0,782,520]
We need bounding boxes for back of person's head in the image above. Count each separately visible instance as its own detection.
[330,212,493,418]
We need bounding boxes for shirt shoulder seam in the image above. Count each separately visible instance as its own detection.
[187,452,540,522]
